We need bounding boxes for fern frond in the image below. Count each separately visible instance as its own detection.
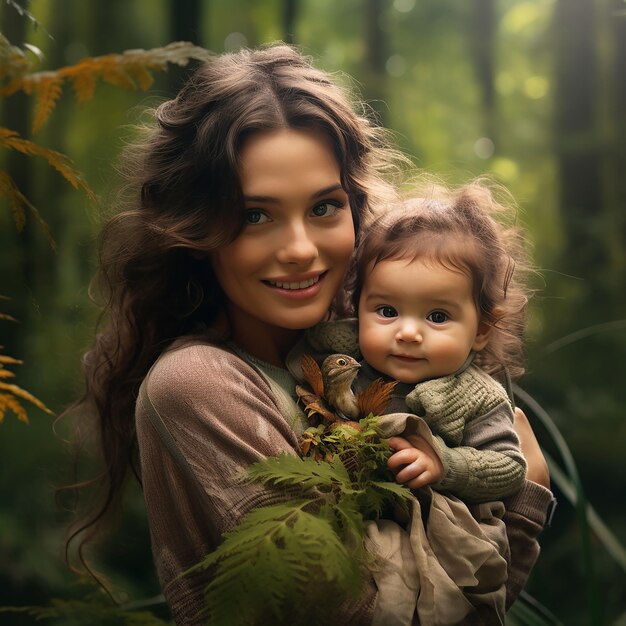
[0,33,32,86]
[32,74,63,132]
[0,355,22,365]
[0,170,57,247]
[1,42,213,128]
[246,452,351,491]
[0,381,54,416]
[0,598,171,625]
[0,393,28,424]
[0,128,95,201]
[195,500,361,625]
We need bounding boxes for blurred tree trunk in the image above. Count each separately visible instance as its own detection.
[283,0,298,44]
[606,0,626,302]
[1,1,33,349]
[554,0,606,298]
[168,0,203,94]
[363,0,388,127]
[468,0,496,142]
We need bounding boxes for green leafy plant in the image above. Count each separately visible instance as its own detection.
[188,415,413,625]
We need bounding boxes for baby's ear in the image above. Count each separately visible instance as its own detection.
[473,307,504,352]
[472,322,490,352]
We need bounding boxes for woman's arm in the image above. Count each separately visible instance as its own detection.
[136,341,376,625]
[503,408,555,608]
[136,342,304,625]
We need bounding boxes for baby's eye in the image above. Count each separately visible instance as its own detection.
[376,306,398,318]
[245,210,269,225]
[311,201,343,217]
[427,310,449,324]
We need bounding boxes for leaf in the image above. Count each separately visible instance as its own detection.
[194,500,362,625]
[0,170,57,248]
[1,41,214,112]
[32,74,63,132]
[0,128,95,201]
[0,381,54,415]
[0,393,28,424]
[246,453,350,491]
[0,356,22,365]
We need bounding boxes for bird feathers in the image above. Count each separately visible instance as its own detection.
[296,353,397,424]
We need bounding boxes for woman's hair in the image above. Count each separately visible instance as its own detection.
[348,178,533,378]
[64,44,403,571]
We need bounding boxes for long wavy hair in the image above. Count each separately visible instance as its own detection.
[347,178,534,379]
[64,44,403,573]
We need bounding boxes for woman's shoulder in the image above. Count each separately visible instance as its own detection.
[143,338,272,407]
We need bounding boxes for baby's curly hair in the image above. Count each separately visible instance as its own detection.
[347,178,534,379]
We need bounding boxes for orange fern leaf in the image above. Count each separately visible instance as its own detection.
[0,381,53,417]
[356,378,398,417]
[0,393,29,424]
[0,356,22,365]
[0,170,56,248]
[32,74,63,132]
[0,128,95,201]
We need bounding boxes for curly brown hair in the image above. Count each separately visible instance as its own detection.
[347,178,534,379]
[64,44,404,572]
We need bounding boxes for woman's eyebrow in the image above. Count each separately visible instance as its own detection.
[243,183,344,204]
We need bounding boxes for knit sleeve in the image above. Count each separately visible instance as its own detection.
[407,367,527,502]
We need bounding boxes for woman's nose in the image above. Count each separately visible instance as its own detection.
[276,220,319,265]
[396,320,423,343]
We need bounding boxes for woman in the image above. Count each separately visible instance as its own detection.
[72,45,553,624]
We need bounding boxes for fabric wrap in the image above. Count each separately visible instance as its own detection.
[364,413,507,625]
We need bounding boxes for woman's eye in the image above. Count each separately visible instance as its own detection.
[245,210,269,225]
[428,311,449,324]
[311,201,342,217]
[377,306,398,318]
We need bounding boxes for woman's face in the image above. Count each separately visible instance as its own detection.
[212,128,355,358]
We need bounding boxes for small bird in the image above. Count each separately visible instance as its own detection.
[296,353,397,426]
[321,354,361,420]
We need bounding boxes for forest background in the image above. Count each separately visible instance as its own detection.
[1,0,625,624]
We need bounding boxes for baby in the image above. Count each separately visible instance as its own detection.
[308,180,532,502]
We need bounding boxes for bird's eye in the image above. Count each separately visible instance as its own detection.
[337,358,346,366]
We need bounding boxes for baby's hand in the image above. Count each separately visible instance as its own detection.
[387,435,444,490]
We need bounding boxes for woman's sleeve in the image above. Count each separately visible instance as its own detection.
[135,342,375,625]
[502,480,555,608]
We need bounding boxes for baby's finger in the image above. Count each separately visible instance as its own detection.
[387,449,419,471]
[395,460,428,484]
[386,436,414,451]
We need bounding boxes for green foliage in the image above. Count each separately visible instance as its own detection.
[189,415,413,625]
[0,599,170,626]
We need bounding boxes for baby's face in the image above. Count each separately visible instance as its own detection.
[357,257,489,383]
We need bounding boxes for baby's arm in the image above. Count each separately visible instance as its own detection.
[406,366,527,502]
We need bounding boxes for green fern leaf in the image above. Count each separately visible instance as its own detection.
[197,501,361,625]
[246,452,351,491]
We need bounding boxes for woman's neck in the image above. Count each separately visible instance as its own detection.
[218,307,303,367]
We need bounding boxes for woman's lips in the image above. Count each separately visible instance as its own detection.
[263,271,327,299]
